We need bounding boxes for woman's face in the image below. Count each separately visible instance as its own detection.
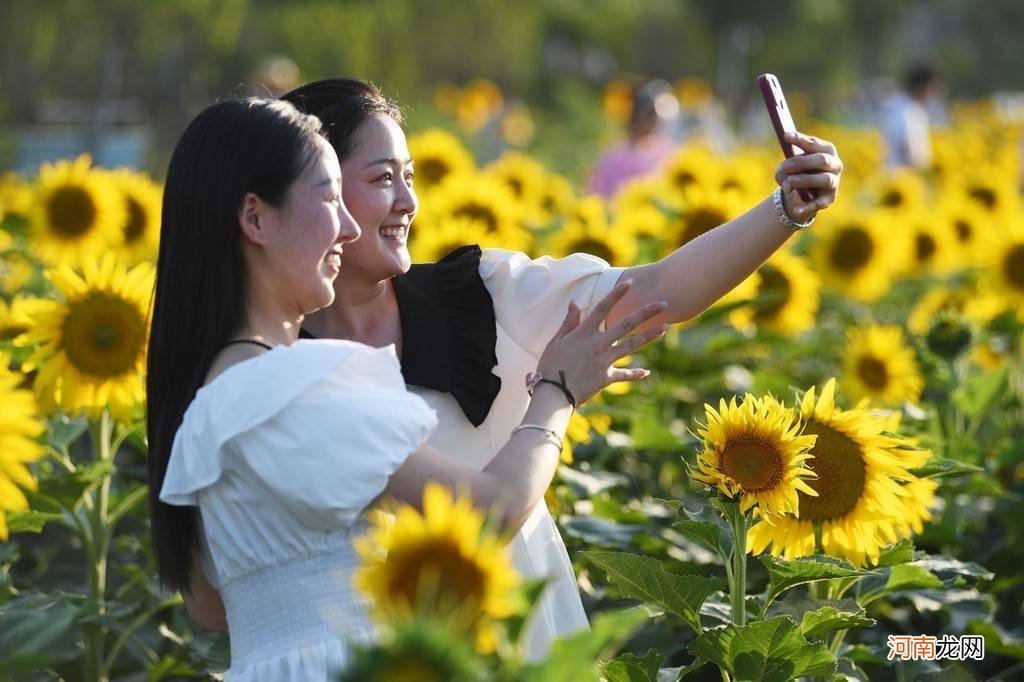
[260,136,360,314]
[337,114,418,281]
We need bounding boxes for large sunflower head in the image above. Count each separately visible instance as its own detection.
[871,169,928,212]
[29,154,125,267]
[14,253,154,422]
[810,209,906,302]
[900,210,958,275]
[842,325,923,405]
[548,198,637,266]
[484,152,548,223]
[748,379,931,566]
[409,217,490,264]
[408,129,476,194]
[536,171,576,225]
[689,394,818,516]
[354,483,522,654]
[662,144,722,195]
[0,351,46,541]
[421,175,530,252]
[976,220,1024,314]
[109,169,162,264]
[0,296,33,341]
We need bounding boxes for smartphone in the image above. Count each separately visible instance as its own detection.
[757,73,816,202]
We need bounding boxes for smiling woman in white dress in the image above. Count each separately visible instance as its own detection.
[268,79,844,659]
[146,97,668,680]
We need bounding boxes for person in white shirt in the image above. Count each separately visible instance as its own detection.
[881,63,940,169]
[271,78,844,659]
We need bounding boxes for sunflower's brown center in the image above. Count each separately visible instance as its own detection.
[1003,244,1024,291]
[568,238,615,263]
[719,435,785,492]
[417,158,450,188]
[721,178,742,192]
[915,232,936,263]
[672,170,696,191]
[954,219,972,243]
[453,201,498,232]
[61,292,146,378]
[880,189,904,207]
[797,420,867,522]
[47,186,97,239]
[968,186,997,210]
[505,177,524,199]
[828,226,874,273]
[856,355,889,390]
[388,538,487,613]
[382,660,446,682]
[123,197,146,244]
[753,264,791,321]
[679,208,726,246]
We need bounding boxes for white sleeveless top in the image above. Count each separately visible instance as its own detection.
[160,340,437,681]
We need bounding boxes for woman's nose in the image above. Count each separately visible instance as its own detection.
[394,177,418,217]
[337,200,361,243]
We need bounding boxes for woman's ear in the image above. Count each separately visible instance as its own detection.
[238,192,268,245]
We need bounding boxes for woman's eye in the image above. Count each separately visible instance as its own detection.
[327,194,342,205]
[377,172,393,183]
[405,172,415,185]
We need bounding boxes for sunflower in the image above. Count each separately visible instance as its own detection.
[484,152,548,224]
[842,325,922,405]
[0,296,33,341]
[720,270,762,329]
[660,185,746,256]
[109,169,162,264]
[907,285,1004,336]
[976,220,1024,314]
[613,176,668,214]
[870,169,928,212]
[900,210,958,275]
[561,407,612,464]
[937,195,989,261]
[689,394,818,516]
[610,203,669,242]
[958,173,1020,218]
[0,172,34,224]
[747,379,932,567]
[0,351,46,541]
[15,253,154,422]
[354,483,521,654]
[408,217,490,264]
[536,171,576,225]
[408,129,476,195]
[29,154,125,267]
[718,150,774,202]
[421,175,530,252]
[456,79,503,133]
[547,198,637,266]
[730,251,820,336]
[0,229,34,294]
[661,144,722,195]
[810,209,906,302]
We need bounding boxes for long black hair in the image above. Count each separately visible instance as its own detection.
[280,78,403,162]
[147,98,323,592]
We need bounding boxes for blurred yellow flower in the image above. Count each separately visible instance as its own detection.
[422,175,531,253]
[29,154,125,267]
[810,209,906,302]
[0,351,45,541]
[660,184,746,255]
[484,152,547,224]
[0,229,34,294]
[354,483,521,654]
[408,129,476,195]
[0,296,33,341]
[15,253,153,422]
[409,217,490,264]
[730,251,820,336]
[109,169,162,264]
[547,198,637,266]
[976,220,1024,314]
[662,144,722,195]
[842,325,923,405]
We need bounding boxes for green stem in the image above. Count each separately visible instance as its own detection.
[83,410,115,682]
[730,512,749,626]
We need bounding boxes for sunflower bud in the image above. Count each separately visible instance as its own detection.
[926,313,973,359]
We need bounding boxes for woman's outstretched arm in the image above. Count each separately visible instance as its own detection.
[607,131,843,329]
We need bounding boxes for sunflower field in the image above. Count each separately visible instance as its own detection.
[0,83,1022,681]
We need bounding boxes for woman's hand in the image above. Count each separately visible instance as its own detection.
[776,131,843,222]
[535,280,667,406]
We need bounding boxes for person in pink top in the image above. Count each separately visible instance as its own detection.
[588,81,676,198]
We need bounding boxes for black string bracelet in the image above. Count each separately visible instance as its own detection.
[532,371,576,410]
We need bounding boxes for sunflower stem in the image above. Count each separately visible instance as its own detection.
[83,410,115,682]
[729,510,749,626]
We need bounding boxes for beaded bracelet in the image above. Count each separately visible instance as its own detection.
[773,187,815,230]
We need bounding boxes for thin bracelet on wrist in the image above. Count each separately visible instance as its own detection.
[773,187,815,230]
[512,423,563,449]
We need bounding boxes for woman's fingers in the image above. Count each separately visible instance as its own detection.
[785,130,838,156]
[580,279,633,333]
[608,366,653,384]
[775,151,843,179]
[609,323,668,361]
[601,300,667,345]
[552,301,581,341]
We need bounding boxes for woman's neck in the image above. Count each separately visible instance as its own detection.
[305,270,402,349]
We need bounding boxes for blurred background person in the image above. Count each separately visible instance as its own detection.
[588,80,677,198]
[880,62,943,169]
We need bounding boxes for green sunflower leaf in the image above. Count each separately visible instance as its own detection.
[582,551,724,634]
[672,519,731,563]
[603,649,664,682]
[885,564,943,592]
[909,458,983,479]
[759,555,873,605]
[3,510,64,534]
[799,605,875,638]
[952,366,1009,417]
[876,539,916,567]
[524,607,649,682]
[688,616,836,682]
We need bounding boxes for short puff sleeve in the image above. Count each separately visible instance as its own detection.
[160,340,438,530]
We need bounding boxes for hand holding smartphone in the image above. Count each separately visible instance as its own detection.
[758,73,816,203]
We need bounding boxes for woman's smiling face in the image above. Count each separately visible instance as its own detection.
[337,114,418,281]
